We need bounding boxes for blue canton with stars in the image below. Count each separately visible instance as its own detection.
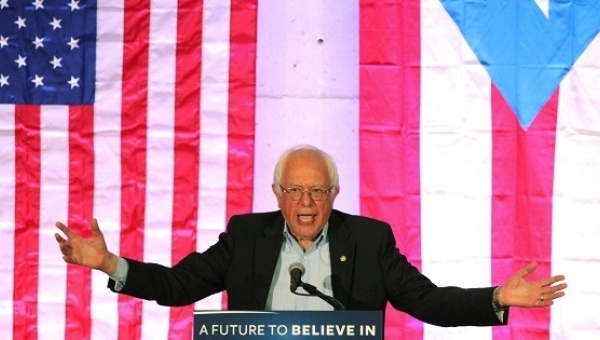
[439,0,600,129]
[0,0,96,105]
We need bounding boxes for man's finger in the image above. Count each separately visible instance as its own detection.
[63,255,76,264]
[58,239,71,253]
[55,221,73,238]
[516,261,538,277]
[90,218,101,234]
[539,275,566,288]
[54,232,66,243]
[548,283,568,294]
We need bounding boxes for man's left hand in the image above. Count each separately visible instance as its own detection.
[498,261,567,307]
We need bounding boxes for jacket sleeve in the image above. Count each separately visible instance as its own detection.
[107,230,233,306]
[380,225,507,327]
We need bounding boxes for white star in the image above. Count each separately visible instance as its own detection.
[50,56,62,69]
[535,0,550,19]
[32,74,44,88]
[49,17,62,30]
[68,76,80,89]
[0,0,9,10]
[68,0,80,11]
[33,0,44,10]
[0,35,8,48]
[15,16,26,29]
[0,74,9,87]
[67,37,80,50]
[32,36,44,49]
[15,55,27,68]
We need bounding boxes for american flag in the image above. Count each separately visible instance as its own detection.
[1,0,599,339]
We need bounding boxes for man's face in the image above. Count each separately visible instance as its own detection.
[273,150,338,244]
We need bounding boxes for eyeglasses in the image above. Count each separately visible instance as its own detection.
[279,186,333,201]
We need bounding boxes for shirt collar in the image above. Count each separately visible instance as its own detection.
[283,221,329,249]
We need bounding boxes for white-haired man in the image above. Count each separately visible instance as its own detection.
[55,145,566,326]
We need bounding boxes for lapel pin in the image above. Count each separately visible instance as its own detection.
[340,255,347,262]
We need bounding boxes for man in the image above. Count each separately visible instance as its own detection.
[55,145,567,327]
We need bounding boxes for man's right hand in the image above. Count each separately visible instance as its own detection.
[55,218,119,275]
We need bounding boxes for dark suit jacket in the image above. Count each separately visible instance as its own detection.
[110,210,506,327]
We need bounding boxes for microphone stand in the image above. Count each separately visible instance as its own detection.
[297,280,346,311]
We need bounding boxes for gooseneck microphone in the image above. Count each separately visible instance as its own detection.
[288,262,305,293]
[287,262,346,311]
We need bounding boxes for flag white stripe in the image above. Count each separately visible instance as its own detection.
[552,33,600,340]
[38,105,69,339]
[254,0,360,214]
[195,0,232,310]
[90,1,125,338]
[421,1,492,339]
[142,0,178,337]
[0,105,15,340]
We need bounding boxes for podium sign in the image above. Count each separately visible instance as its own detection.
[193,310,382,339]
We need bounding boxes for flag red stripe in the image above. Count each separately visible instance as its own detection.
[119,0,150,338]
[65,106,95,340]
[225,0,258,222]
[359,0,423,338]
[492,86,557,339]
[491,86,517,340]
[13,105,41,340]
[222,0,258,309]
[168,0,203,338]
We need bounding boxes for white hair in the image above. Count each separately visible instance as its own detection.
[272,145,339,189]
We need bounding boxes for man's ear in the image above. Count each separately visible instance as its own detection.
[332,187,340,200]
[272,184,283,209]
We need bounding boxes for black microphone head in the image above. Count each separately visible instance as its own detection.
[288,262,305,275]
[288,262,305,293]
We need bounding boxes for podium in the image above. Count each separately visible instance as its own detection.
[193,310,383,339]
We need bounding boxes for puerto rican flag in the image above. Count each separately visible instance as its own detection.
[1,0,599,339]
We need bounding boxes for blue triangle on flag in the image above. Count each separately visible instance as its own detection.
[439,0,600,129]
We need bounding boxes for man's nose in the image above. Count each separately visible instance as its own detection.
[299,191,315,206]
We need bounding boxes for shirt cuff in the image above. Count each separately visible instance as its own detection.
[492,286,508,323]
[109,257,129,291]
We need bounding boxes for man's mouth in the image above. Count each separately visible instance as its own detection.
[298,215,316,223]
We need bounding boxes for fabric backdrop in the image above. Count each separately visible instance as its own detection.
[1,0,599,339]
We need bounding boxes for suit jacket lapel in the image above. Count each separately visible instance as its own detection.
[328,211,356,308]
[254,213,285,309]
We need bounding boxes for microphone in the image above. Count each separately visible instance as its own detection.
[288,262,305,293]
